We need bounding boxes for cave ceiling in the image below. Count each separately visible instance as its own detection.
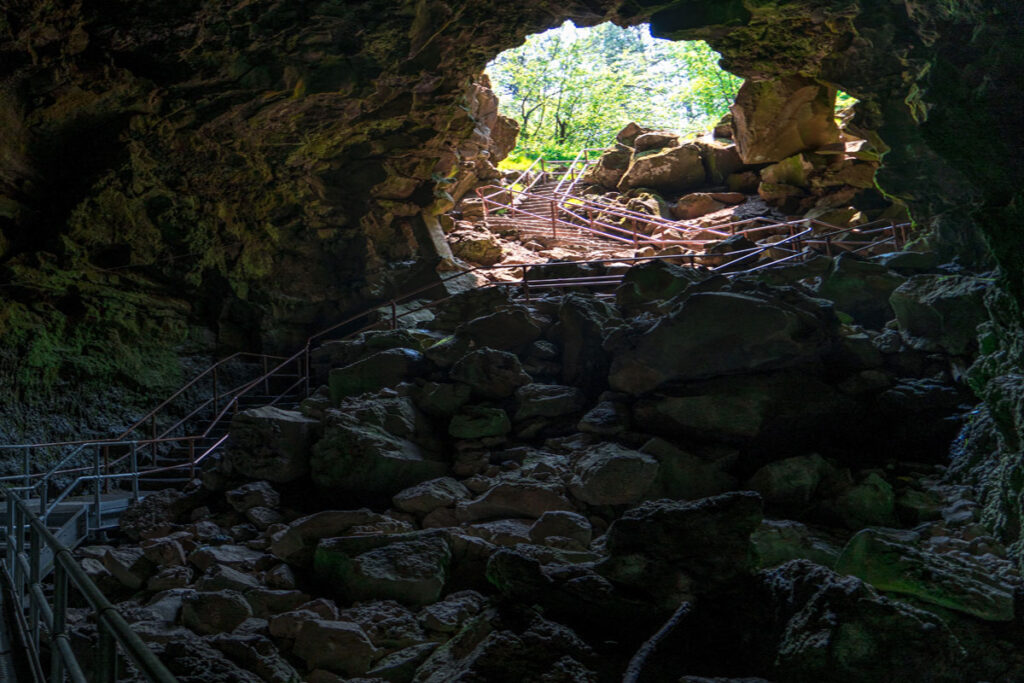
[0,0,1021,403]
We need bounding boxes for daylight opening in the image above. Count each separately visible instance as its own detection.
[486,22,743,164]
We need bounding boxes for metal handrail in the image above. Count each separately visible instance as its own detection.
[4,492,177,682]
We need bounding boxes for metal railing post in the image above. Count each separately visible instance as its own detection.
[825,233,833,257]
[521,265,530,303]
[29,520,40,652]
[550,201,558,239]
[50,562,68,683]
[390,300,398,330]
[189,441,196,481]
[6,496,15,575]
[97,619,117,682]
[103,444,111,493]
[93,448,101,533]
[304,344,312,396]
[14,499,25,605]
[22,446,30,489]
[130,443,139,504]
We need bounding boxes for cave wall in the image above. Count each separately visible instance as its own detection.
[1,0,1022,458]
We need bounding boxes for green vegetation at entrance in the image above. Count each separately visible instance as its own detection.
[487,22,743,160]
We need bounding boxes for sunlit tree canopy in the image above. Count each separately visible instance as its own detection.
[486,22,743,160]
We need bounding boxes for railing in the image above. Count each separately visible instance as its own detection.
[0,199,910,679]
[4,491,176,682]
[551,148,601,197]
[477,183,911,257]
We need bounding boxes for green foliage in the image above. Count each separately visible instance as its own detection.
[487,22,743,158]
[836,90,858,112]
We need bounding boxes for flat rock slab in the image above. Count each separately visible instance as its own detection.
[836,528,1016,621]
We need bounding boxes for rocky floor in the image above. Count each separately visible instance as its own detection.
[66,252,1019,682]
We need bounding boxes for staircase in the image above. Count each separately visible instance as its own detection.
[482,180,632,253]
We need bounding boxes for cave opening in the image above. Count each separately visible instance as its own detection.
[484,21,742,163]
[1,3,1022,681]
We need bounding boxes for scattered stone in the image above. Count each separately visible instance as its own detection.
[569,443,659,506]
[835,528,1016,621]
[311,402,446,498]
[142,537,188,567]
[226,407,319,483]
[329,348,428,402]
[196,564,260,593]
[314,535,451,606]
[392,477,471,516]
[751,519,841,569]
[270,509,396,566]
[609,291,835,394]
[449,405,512,439]
[618,142,706,194]
[890,274,990,355]
[529,511,592,547]
[450,348,532,399]
[181,590,253,635]
[226,481,280,513]
[292,619,378,677]
[456,481,573,522]
[102,547,153,590]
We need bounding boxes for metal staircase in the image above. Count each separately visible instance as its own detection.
[0,150,915,678]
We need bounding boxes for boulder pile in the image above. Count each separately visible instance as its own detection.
[71,255,1020,682]
[580,77,898,229]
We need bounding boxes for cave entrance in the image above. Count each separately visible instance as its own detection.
[485,21,742,164]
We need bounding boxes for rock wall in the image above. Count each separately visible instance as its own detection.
[1,1,1022,471]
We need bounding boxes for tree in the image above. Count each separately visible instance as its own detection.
[486,22,744,159]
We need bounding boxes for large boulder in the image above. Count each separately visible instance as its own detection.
[449,227,504,266]
[412,608,596,683]
[639,438,736,501]
[448,405,511,439]
[513,383,585,421]
[599,492,763,601]
[569,442,659,506]
[559,294,618,397]
[671,192,728,220]
[817,254,906,328]
[310,398,446,499]
[609,291,836,395]
[730,76,841,164]
[889,274,990,355]
[456,481,573,522]
[181,590,253,636]
[314,535,451,607]
[618,142,707,194]
[580,144,632,189]
[226,406,319,483]
[746,453,841,512]
[270,509,400,567]
[292,619,378,676]
[835,528,1016,621]
[393,477,471,516]
[615,259,707,314]
[328,348,428,402]
[760,560,967,682]
[450,348,531,399]
[459,307,541,351]
[695,138,745,185]
[615,121,650,146]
